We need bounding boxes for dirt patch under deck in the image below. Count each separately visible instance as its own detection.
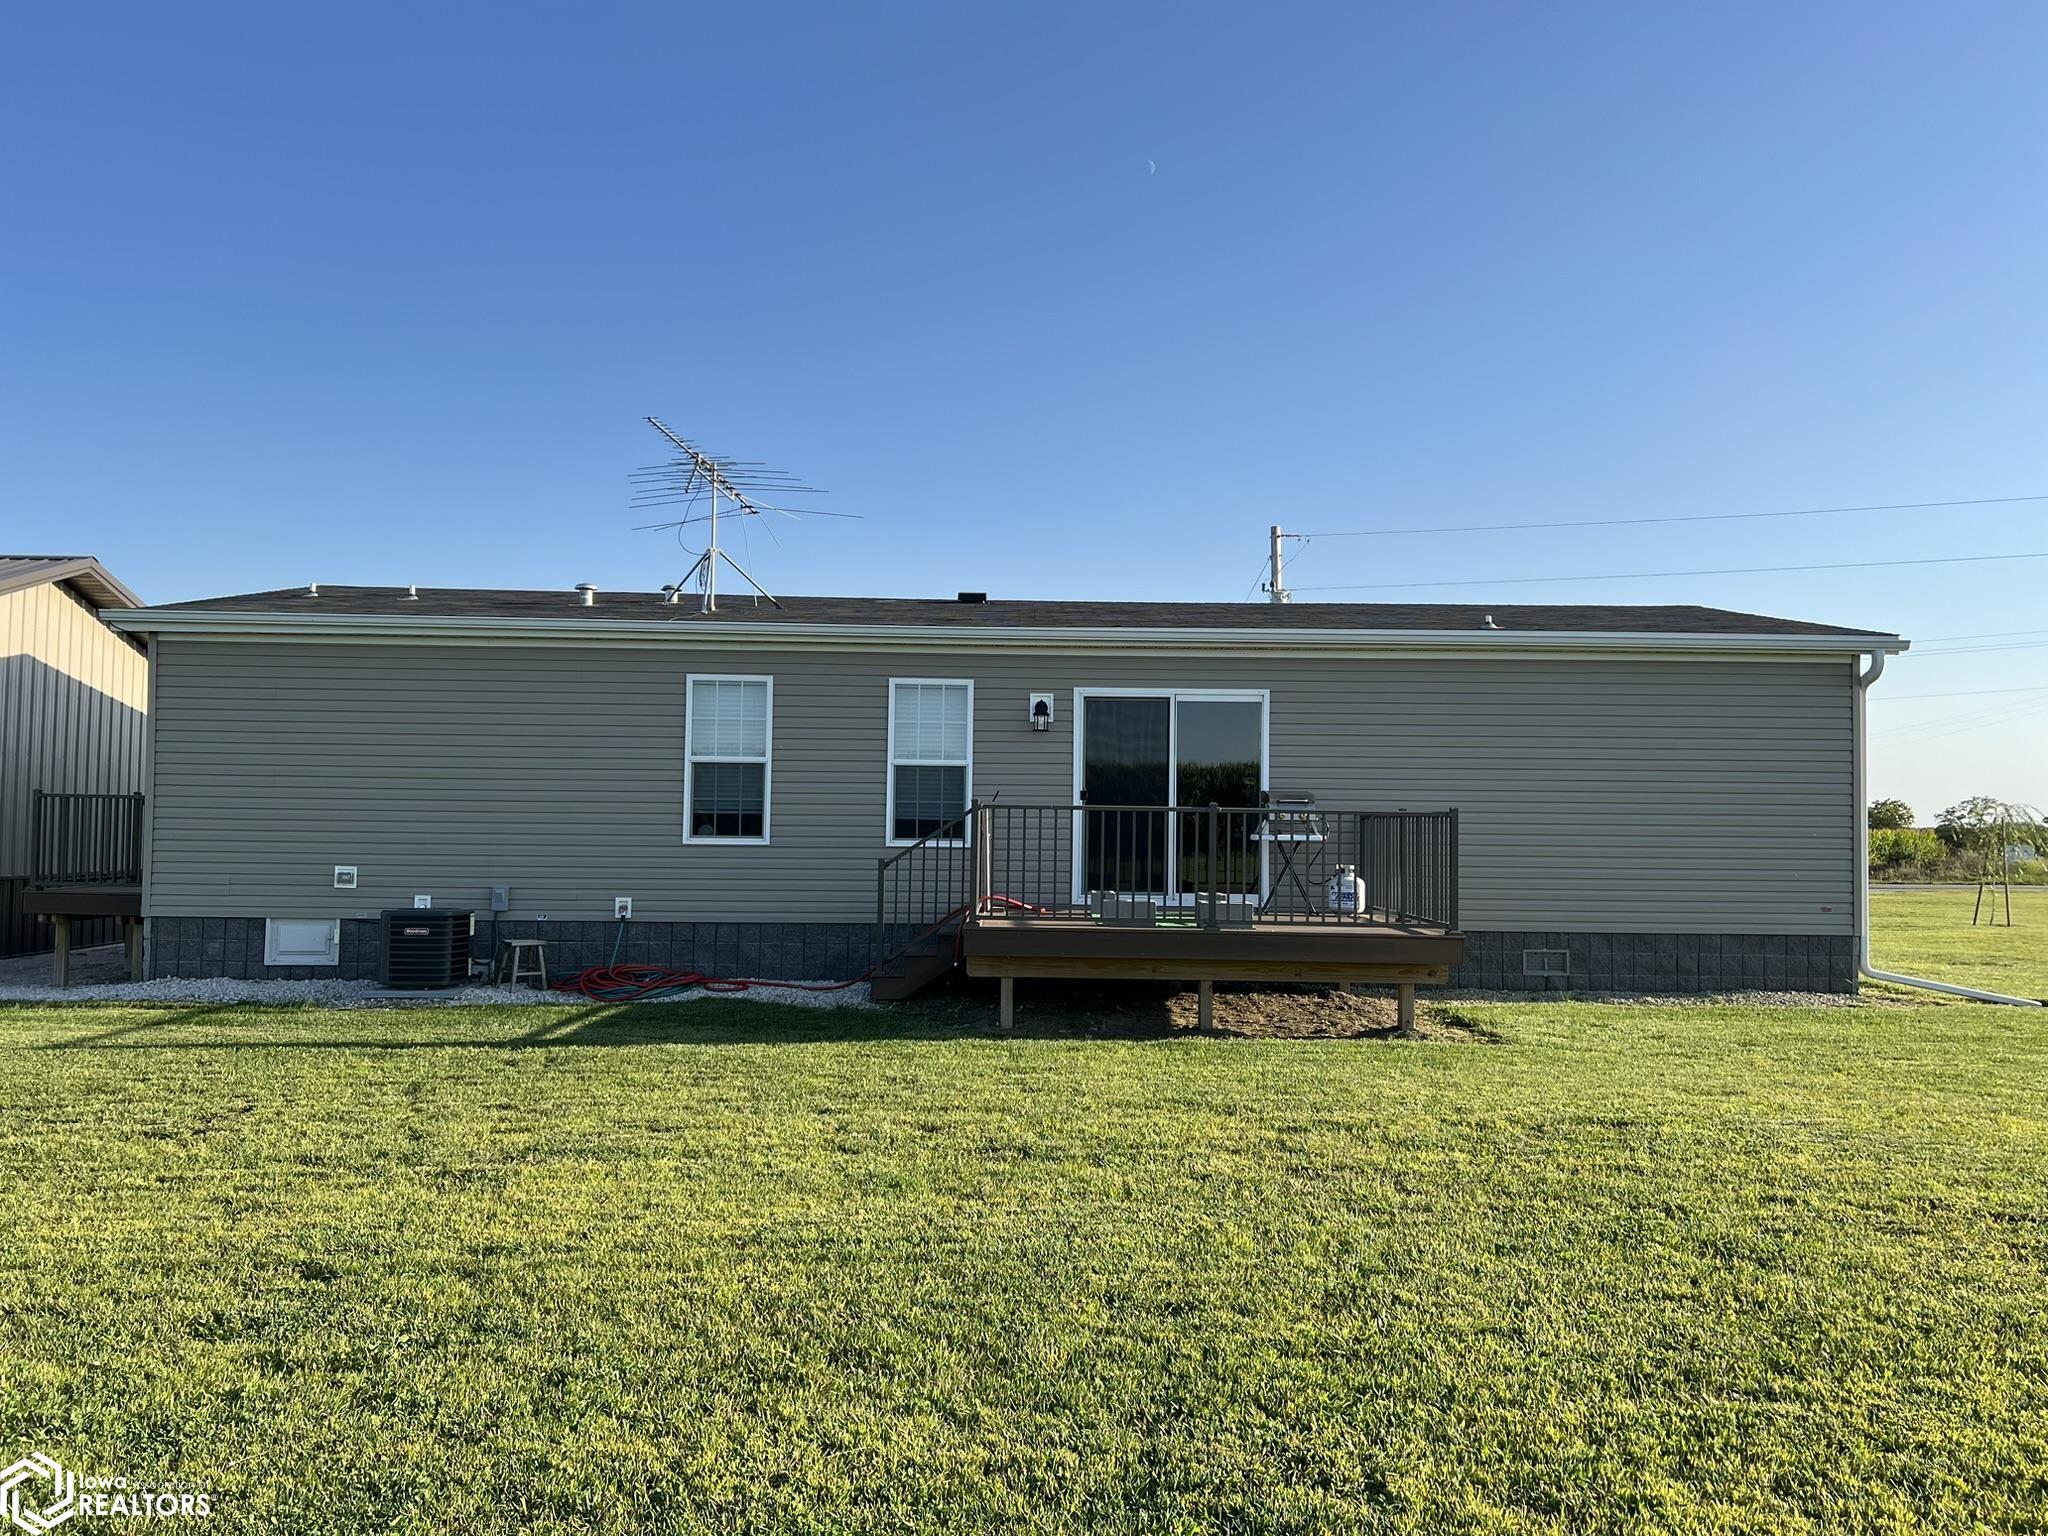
[898,977,1487,1041]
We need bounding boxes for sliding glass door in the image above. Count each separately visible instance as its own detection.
[1080,695,1171,896]
[1077,691,1265,901]
[1172,698,1263,899]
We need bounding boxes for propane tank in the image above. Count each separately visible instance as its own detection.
[1326,865,1362,914]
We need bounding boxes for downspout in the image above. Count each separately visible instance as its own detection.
[1854,649,2042,1005]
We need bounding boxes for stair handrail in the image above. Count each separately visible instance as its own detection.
[873,801,979,971]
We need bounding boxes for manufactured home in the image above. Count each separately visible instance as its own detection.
[0,555,148,966]
[95,586,1906,997]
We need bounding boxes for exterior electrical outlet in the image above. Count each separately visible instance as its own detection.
[614,897,633,919]
[333,865,358,890]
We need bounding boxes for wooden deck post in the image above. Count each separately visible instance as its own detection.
[52,915,71,989]
[998,975,1014,1032]
[125,918,145,982]
[1197,979,1214,1031]
[1396,982,1417,1038]
[973,803,994,917]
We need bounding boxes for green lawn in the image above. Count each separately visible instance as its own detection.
[1,1000,2044,1533]
[1869,887,2048,999]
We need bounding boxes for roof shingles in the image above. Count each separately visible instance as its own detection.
[139,586,1895,639]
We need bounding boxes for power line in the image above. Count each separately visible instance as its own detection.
[1288,494,2048,541]
[1877,694,2046,734]
[1291,550,2048,593]
[1239,552,1273,604]
[1902,640,2048,659]
[1877,696,2048,747]
[1920,627,2048,643]
[1877,685,2048,701]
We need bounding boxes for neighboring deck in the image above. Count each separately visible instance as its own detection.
[22,791,146,984]
[23,882,141,920]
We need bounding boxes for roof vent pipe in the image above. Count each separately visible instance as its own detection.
[307,582,319,598]
[405,584,419,601]
[575,583,598,607]
[1482,614,1500,629]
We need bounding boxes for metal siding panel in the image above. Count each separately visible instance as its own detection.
[0,581,149,954]
[0,582,149,883]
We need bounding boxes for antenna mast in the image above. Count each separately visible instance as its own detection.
[634,417,849,612]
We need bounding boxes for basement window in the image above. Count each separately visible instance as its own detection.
[686,675,771,842]
[264,918,340,967]
[1522,948,1570,978]
[888,679,973,844]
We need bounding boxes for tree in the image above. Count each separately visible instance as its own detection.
[1936,798,2048,924]
[1869,827,1941,871]
[1867,798,1914,831]
[1936,797,2045,865]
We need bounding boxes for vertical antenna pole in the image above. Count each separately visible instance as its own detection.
[706,476,719,612]
[1268,524,1291,604]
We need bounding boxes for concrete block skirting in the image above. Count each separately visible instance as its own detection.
[145,917,881,985]
[1451,931,1857,994]
[145,918,1860,995]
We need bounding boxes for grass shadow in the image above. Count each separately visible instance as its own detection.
[26,982,1497,1051]
[40,1003,256,1049]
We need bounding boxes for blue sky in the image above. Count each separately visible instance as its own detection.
[3,1,2043,814]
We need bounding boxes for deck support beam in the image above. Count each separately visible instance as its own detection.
[51,915,71,989]
[998,975,1014,1032]
[1197,979,1214,1031]
[1397,982,1417,1038]
[126,918,145,982]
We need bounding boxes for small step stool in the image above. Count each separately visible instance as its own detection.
[495,938,550,989]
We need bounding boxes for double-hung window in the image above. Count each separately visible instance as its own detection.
[686,675,771,842]
[888,679,972,844]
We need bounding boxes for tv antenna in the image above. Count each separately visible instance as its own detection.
[632,416,850,611]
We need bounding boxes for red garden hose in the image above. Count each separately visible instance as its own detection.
[548,897,1044,1002]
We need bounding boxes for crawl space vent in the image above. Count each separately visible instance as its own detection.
[265,918,341,967]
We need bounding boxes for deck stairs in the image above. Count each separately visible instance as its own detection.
[869,917,964,1001]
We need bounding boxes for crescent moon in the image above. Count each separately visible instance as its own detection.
[1146,160,1157,175]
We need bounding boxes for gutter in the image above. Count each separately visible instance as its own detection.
[1854,650,2042,1006]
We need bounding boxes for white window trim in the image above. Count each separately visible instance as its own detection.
[885,677,974,848]
[684,673,774,845]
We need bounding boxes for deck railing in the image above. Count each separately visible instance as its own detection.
[873,808,975,967]
[873,801,1460,970]
[29,791,145,887]
[968,803,1460,931]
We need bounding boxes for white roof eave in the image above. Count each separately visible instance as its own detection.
[99,607,1910,658]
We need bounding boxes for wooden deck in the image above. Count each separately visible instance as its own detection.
[21,885,144,985]
[962,915,1466,1031]
[23,884,142,920]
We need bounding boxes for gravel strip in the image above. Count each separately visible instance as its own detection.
[1435,987,1871,1008]
[0,975,875,1010]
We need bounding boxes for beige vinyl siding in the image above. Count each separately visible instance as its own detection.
[145,638,1855,933]
[0,581,150,878]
